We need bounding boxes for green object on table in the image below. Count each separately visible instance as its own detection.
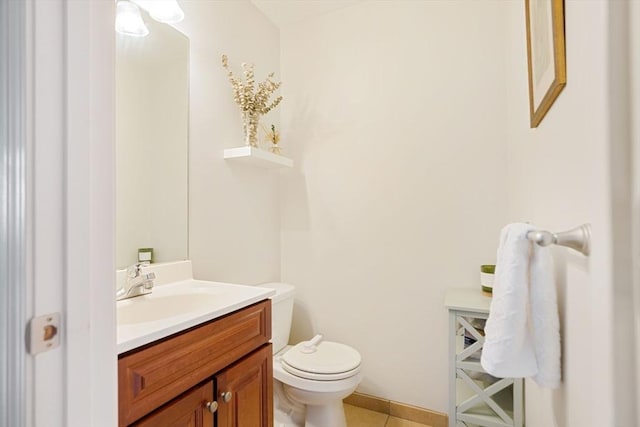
[138,247,154,263]
[481,264,495,274]
[480,264,495,295]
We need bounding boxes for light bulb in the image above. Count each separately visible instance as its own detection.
[133,0,184,24]
[115,1,149,37]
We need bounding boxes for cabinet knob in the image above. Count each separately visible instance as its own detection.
[206,401,218,414]
[220,391,232,402]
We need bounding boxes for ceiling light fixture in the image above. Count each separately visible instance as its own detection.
[132,0,185,24]
[115,0,149,37]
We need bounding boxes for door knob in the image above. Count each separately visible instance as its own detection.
[220,391,232,402]
[206,401,218,413]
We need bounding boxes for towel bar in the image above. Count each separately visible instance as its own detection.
[526,223,591,256]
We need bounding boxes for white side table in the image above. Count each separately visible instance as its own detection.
[445,289,524,427]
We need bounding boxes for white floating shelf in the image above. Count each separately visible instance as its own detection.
[223,146,293,169]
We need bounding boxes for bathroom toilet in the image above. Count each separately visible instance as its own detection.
[257,283,363,427]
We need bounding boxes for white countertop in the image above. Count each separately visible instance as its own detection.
[117,279,275,354]
[444,288,493,313]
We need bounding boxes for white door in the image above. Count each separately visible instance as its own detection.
[3,1,117,426]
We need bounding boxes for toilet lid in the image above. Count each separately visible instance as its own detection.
[281,341,361,380]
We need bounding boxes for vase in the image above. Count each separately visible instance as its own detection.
[243,110,260,147]
[269,144,281,155]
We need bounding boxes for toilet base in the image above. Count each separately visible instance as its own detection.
[274,409,303,427]
[273,346,361,427]
[283,385,353,427]
[274,379,305,427]
[304,401,347,427]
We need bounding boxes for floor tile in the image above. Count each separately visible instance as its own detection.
[385,415,432,427]
[344,403,388,427]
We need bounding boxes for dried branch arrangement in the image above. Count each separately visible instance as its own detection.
[221,54,283,115]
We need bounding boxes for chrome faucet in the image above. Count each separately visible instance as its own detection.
[117,263,156,301]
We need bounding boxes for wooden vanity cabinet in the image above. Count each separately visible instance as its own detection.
[131,380,214,427]
[215,344,273,427]
[119,300,273,427]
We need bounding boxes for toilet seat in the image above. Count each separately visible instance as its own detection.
[280,361,361,381]
[274,346,363,394]
[281,341,361,381]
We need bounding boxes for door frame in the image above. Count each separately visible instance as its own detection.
[1,0,28,425]
[63,1,117,425]
[15,0,117,425]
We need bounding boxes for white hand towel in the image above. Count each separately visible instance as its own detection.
[480,223,560,388]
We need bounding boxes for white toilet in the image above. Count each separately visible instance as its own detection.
[257,283,362,427]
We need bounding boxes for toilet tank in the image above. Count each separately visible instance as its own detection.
[256,282,295,354]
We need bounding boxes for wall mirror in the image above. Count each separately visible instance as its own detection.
[116,12,189,269]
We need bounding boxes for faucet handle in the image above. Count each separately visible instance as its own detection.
[142,272,156,290]
[126,262,150,278]
[126,263,141,278]
[118,263,155,301]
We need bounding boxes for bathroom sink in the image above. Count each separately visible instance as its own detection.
[117,293,220,324]
[116,278,275,354]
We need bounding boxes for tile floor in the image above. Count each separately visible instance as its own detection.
[344,404,433,427]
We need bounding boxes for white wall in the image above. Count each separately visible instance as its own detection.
[159,0,630,423]
[279,1,509,411]
[173,1,282,284]
[504,1,626,425]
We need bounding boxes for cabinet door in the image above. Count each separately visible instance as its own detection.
[216,344,273,427]
[132,380,214,427]
[119,301,271,426]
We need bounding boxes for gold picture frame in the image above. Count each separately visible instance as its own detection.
[525,0,566,128]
